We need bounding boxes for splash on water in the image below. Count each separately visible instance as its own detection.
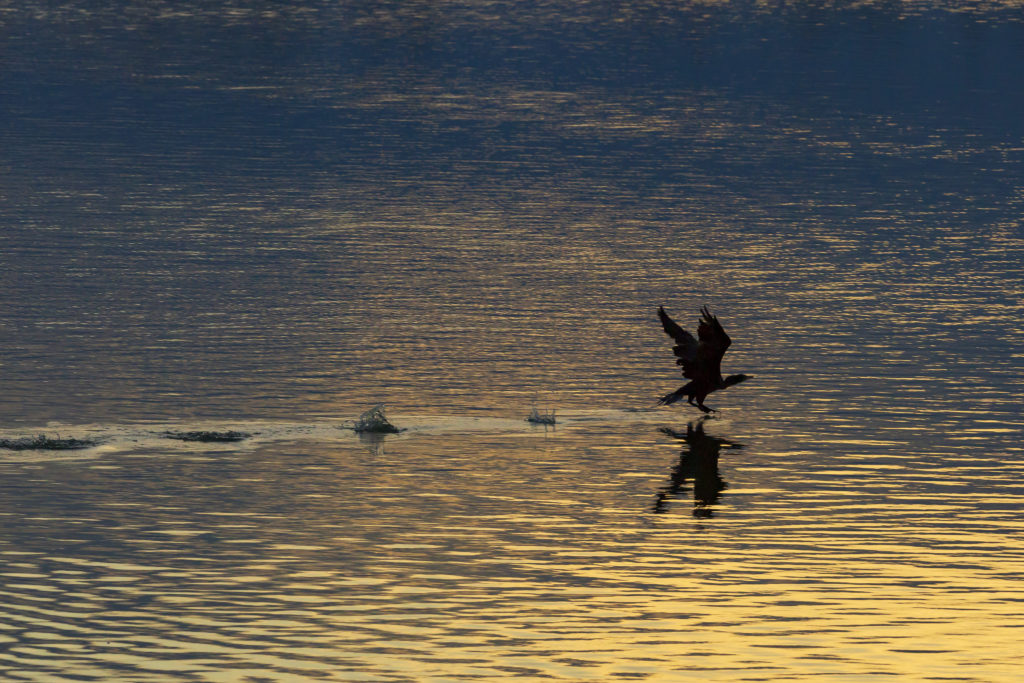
[344,404,403,434]
[526,406,557,425]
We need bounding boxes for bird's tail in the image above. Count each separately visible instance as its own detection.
[657,383,692,406]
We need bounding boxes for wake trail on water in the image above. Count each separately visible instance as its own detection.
[0,408,666,460]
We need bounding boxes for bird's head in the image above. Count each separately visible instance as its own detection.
[723,373,751,388]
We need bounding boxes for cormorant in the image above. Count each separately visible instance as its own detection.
[657,305,750,413]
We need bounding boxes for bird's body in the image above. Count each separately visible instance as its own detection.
[657,305,750,413]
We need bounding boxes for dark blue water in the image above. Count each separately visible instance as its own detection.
[2,2,1022,680]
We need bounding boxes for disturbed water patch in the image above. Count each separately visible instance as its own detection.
[0,434,98,451]
[161,430,253,443]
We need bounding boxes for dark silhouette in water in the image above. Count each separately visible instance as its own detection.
[657,305,750,413]
[654,420,742,517]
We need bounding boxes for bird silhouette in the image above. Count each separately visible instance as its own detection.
[657,305,750,413]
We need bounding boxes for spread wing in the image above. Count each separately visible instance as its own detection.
[658,305,732,380]
[658,306,698,369]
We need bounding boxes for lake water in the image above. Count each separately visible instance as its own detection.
[2,1,1023,680]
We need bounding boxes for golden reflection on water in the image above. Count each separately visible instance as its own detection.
[1,412,1022,680]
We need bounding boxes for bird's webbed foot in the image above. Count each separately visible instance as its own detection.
[697,404,715,414]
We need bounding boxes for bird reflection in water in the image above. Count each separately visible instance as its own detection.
[654,418,743,517]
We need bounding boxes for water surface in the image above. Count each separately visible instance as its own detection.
[1,1,1023,680]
